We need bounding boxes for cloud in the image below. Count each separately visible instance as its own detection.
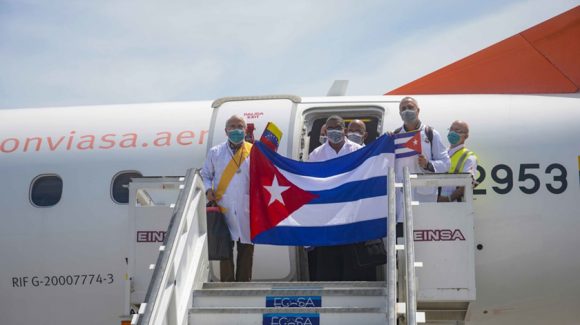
[0,0,577,108]
[1,0,386,107]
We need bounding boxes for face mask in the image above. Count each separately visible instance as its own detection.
[327,129,344,144]
[347,132,363,145]
[319,135,327,144]
[227,129,244,144]
[400,109,417,123]
[447,131,461,145]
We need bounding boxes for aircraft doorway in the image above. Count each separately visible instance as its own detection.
[301,106,384,158]
[297,106,385,280]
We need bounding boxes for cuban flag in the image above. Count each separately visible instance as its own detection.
[394,130,422,158]
[250,134,396,246]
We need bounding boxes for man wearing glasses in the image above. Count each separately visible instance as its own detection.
[438,120,478,202]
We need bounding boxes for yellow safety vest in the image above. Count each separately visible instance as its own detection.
[449,147,478,174]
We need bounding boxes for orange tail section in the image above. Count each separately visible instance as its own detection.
[387,6,580,95]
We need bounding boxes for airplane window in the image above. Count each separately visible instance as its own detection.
[30,175,63,207]
[111,171,143,204]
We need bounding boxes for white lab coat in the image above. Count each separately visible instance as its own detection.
[308,138,362,162]
[201,141,251,243]
[395,123,450,222]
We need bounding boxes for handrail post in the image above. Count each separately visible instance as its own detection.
[403,167,417,325]
[387,167,397,325]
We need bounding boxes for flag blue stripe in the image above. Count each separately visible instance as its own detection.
[252,218,387,246]
[395,143,408,149]
[308,176,387,204]
[393,131,418,139]
[256,134,395,178]
[396,151,419,158]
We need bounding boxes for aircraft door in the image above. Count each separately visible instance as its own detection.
[206,96,300,281]
[208,96,299,156]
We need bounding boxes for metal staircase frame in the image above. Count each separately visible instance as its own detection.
[134,169,210,325]
[131,167,474,325]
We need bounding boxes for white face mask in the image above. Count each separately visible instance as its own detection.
[400,109,417,123]
[319,135,327,144]
[347,132,364,145]
[327,129,344,144]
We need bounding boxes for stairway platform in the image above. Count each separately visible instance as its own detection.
[193,281,386,309]
[189,307,387,325]
[202,281,386,289]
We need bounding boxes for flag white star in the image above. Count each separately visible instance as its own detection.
[264,175,290,206]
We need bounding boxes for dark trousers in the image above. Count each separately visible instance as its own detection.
[396,222,404,239]
[307,248,317,280]
[314,244,376,281]
[220,241,254,282]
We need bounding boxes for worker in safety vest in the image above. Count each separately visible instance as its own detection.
[438,120,478,202]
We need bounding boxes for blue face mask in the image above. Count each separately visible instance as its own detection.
[447,131,461,145]
[327,129,345,144]
[228,129,244,144]
[347,132,364,145]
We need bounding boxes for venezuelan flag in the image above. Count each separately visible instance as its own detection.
[260,122,283,151]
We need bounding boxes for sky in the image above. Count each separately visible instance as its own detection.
[0,0,577,109]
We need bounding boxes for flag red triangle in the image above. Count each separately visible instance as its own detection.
[250,145,318,239]
[404,132,422,154]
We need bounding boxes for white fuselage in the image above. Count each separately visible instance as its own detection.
[1,94,579,325]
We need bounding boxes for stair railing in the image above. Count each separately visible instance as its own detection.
[134,168,210,325]
[386,167,397,325]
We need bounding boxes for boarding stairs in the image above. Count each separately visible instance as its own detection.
[125,168,475,325]
[190,281,387,324]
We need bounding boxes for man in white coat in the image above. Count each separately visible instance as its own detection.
[201,115,254,282]
[308,115,367,281]
[394,97,450,236]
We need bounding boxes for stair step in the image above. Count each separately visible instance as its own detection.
[193,284,386,308]
[189,307,387,325]
[202,281,386,289]
[194,288,385,296]
[193,293,385,308]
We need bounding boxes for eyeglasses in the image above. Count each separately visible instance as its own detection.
[400,105,417,111]
[448,128,467,134]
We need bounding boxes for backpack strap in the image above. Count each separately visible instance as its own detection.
[424,125,434,160]
[425,125,433,144]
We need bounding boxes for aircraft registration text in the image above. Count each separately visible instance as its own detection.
[11,273,114,288]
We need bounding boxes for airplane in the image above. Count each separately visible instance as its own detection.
[1,5,579,325]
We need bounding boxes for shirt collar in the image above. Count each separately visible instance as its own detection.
[402,121,423,132]
[448,143,465,156]
[322,138,356,155]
